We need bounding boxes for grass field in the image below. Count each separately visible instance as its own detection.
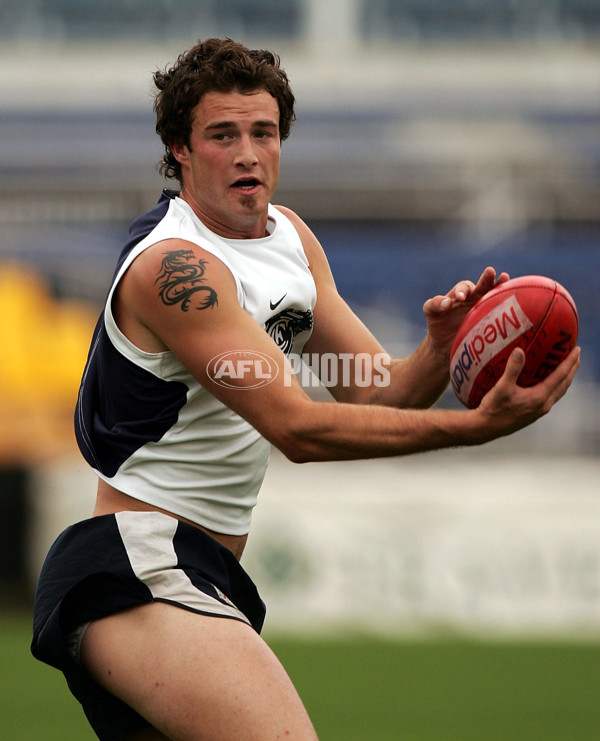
[3,612,600,740]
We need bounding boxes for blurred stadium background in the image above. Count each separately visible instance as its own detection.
[1,1,599,738]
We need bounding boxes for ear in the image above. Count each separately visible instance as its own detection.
[170,140,191,165]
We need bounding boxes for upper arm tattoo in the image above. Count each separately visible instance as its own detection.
[155,250,218,312]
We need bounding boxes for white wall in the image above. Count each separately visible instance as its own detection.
[29,449,600,639]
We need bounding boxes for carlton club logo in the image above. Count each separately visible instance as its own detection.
[265,308,313,356]
[206,351,279,390]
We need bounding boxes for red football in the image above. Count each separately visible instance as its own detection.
[449,275,578,408]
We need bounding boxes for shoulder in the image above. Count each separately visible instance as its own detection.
[125,238,237,297]
[273,205,336,287]
[114,237,240,352]
[273,204,309,235]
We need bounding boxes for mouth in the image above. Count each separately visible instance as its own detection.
[231,177,262,192]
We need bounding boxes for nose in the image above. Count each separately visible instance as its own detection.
[233,135,258,168]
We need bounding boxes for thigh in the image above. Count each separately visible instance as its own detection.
[81,602,318,741]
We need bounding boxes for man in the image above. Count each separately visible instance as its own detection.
[32,38,579,741]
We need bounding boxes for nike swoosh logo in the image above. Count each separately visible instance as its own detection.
[270,293,287,310]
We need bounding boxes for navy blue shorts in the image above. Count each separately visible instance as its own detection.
[31,511,265,740]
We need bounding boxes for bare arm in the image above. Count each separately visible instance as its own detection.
[114,234,580,465]
[279,207,510,409]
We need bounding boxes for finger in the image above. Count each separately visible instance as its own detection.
[452,268,496,305]
[474,266,497,290]
[540,347,581,395]
[462,268,508,310]
[568,346,582,376]
[538,348,580,410]
[472,267,504,297]
[501,347,527,384]
[451,281,475,302]
[424,267,509,315]
[422,294,452,315]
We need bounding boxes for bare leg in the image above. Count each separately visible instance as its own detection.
[81,602,318,741]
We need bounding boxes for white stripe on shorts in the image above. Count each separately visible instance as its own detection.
[115,511,250,625]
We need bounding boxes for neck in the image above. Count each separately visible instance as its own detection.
[179,189,269,240]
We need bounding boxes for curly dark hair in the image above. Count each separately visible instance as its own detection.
[153,38,296,183]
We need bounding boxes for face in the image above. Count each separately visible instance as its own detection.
[172,89,281,239]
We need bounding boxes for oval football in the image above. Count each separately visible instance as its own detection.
[449,275,578,408]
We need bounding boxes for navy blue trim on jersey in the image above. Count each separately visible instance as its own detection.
[74,189,189,477]
[113,189,177,279]
[75,324,189,476]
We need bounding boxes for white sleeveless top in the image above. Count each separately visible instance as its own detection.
[75,191,316,535]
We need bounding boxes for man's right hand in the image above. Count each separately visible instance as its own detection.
[475,346,581,441]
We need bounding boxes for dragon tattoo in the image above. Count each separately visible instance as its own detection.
[155,250,218,312]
